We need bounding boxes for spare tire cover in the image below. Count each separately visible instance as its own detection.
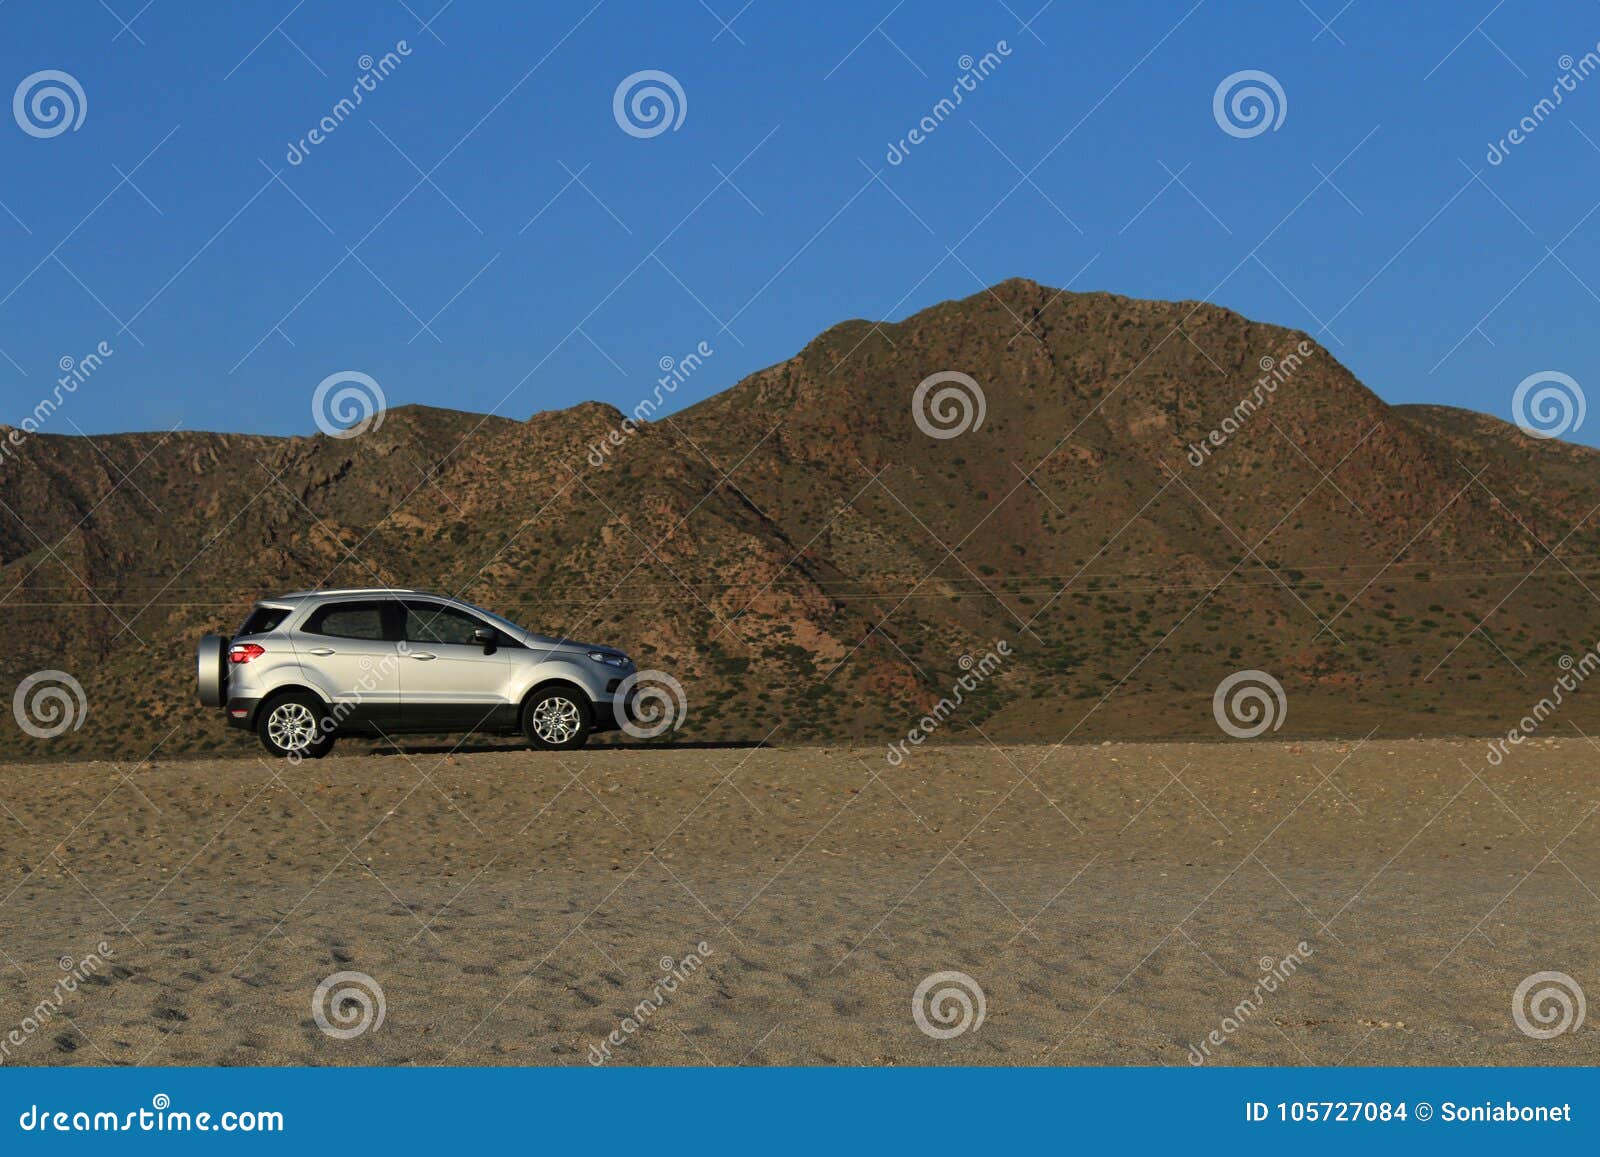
[196,634,228,707]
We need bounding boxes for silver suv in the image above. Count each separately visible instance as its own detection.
[196,589,637,757]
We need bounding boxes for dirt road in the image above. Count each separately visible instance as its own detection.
[1,739,1595,1066]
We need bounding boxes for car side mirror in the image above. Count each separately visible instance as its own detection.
[473,626,496,653]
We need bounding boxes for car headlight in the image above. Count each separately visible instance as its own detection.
[588,651,629,668]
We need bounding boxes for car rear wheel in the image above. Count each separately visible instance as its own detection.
[258,691,334,760]
[522,686,592,750]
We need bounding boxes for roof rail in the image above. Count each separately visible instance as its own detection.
[273,587,427,599]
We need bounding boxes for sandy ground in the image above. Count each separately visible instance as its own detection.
[0,738,1596,1067]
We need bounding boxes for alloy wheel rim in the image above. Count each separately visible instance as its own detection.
[531,696,580,744]
[267,702,318,751]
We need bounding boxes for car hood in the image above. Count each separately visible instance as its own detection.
[516,630,629,660]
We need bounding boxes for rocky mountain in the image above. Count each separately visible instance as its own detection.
[4,278,1598,759]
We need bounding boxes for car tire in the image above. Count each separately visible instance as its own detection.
[257,691,335,760]
[196,634,229,708]
[522,686,592,750]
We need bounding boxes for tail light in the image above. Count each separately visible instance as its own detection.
[228,643,265,664]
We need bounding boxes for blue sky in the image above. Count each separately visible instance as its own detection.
[2,0,1599,445]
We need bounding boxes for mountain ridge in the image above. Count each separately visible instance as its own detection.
[4,279,1597,758]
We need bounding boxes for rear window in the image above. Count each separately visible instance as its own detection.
[238,605,290,636]
[303,601,390,641]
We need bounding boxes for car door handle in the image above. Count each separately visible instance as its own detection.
[410,652,437,661]
[307,648,335,656]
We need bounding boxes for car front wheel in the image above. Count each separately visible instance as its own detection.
[522,687,592,750]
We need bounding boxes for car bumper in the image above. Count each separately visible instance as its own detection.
[590,680,636,732]
[224,697,261,729]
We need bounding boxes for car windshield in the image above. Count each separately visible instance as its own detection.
[460,600,531,637]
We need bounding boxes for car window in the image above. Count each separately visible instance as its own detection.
[303,601,390,641]
[403,602,486,645]
[238,605,290,635]
[463,600,529,635]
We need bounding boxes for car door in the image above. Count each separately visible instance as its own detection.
[291,597,405,731]
[398,599,515,732]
